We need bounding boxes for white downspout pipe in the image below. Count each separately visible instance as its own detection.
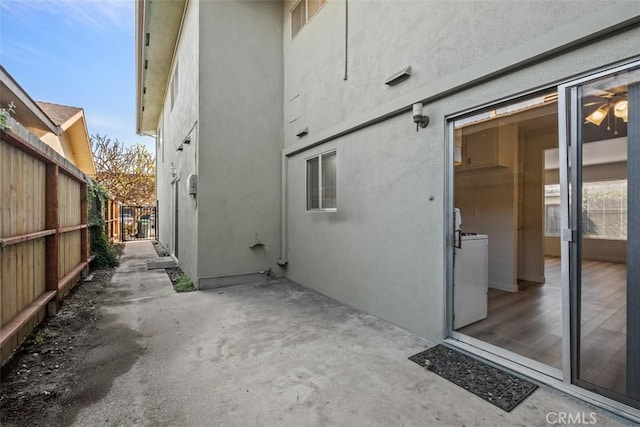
[278,152,288,266]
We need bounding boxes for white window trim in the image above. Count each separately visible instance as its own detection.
[306,149,337,212]
[291,0,327,40]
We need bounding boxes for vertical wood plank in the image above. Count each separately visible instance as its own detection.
[16,245,22,314]
[81,182,88,263]
[2,246,17,327]
[9,145,18,322]
[0,142,5,326]
[0,141,4,239]
[2,142,11,239]
[0,249,3,327]
[16,148,24,235]
[26,155,34,233]
[9,144,17,238]
[45,164,59,293]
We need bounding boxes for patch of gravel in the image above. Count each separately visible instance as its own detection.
[151,240,170,257]
[0,268,116,427]
[151,241,185,288]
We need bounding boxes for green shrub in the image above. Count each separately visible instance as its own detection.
[174,274,195,292]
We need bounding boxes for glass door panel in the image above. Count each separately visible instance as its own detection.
[572,65,639,407]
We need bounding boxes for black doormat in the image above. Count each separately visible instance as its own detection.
[409,345,538,412]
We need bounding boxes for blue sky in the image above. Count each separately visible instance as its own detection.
[0,0,155,152]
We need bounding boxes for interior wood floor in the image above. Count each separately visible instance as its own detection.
[459,257,627,395]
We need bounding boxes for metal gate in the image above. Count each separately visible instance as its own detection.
[120,205,157,241]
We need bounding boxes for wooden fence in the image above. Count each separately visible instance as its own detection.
[105,197,119,242]
[0,120,89,363]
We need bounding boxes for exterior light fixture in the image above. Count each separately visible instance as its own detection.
[412,103,429,131]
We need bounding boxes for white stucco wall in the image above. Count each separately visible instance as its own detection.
[283,1,639,340]
[197,1,284,286]
[286,115,443,337]
[156,0,199,281]
[283,0,629,148]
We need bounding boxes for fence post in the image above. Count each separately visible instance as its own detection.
[80,182,88,274]
[44,164,59,307]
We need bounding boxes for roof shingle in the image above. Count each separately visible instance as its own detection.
[36,101,82,126]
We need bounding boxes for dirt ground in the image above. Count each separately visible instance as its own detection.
[0,241,182,427]
[0,268,115,427]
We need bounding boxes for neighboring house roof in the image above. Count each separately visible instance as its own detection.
[36,101,97,176]
[136,0,187,135]
[36,102,82,127]
[0,65,59,135]
[0,65,96,176]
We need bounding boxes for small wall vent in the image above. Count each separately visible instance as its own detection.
[385,66,411,86]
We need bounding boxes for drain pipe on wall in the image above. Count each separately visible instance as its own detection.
[343,0,348,81]
[278,153,288,266]
[278,0,348,266]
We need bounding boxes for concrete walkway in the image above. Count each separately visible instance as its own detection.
[67,241,628,426]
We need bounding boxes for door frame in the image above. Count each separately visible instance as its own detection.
[444,58,640,421]
[559,59,640,409]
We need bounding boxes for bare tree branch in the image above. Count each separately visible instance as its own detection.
[90,134,156,205]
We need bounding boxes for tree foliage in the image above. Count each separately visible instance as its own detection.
[90,134,156,205]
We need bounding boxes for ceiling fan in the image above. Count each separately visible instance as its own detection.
[584,89,628,126]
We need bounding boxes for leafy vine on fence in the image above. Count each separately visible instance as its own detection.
[88,182,118,268]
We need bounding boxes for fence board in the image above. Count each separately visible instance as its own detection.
[1,246,17,326]
[0,129,89,361]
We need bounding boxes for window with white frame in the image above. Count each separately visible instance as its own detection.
[291,0,327,38]
[307,151,336,210]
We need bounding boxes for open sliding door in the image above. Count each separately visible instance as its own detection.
[562,62,639,409]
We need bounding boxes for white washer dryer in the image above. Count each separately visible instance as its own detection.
[453,233,489,329]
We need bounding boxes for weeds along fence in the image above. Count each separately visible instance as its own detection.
[0,119,90,363]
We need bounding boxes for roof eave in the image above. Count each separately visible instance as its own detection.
[136,0,187,136]
[0,65,61,135]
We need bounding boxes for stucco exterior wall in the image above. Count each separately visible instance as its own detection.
[283,1,639,340]
[197,1,284,286]
[283,0,627,148]
[156,0,199,281]
[286,115,443,337]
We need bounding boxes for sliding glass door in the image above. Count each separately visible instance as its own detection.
[563,63,639,408]
[447,60,639,415]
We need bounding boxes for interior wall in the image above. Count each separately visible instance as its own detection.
[545,237,626,263]
[455,124,518,292]
[519,126,558,283]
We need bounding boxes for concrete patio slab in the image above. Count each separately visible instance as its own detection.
[67,241,630,426]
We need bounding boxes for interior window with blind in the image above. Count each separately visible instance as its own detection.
[307,151,336,210]
[544,180,628,239]
[291,0,327,38]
